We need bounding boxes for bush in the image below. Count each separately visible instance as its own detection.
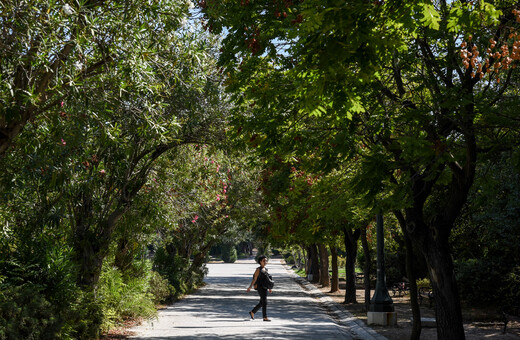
[148,271,175,304]
[500,266,520,308]
[237,252,249,259]
[153,246,205,300]
[0,246,101,340]
[455,259,499,306]
[97,263,156,333]
[416,277,431,290]
[0,283,62,340]
[65,290,104,340]
[283,253,295,265]
[221,243,237,263]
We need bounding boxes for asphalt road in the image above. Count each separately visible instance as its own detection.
[130,258,384,339]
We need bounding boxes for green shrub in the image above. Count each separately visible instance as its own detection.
[500,266,520,308]
[153,246,205,300]
[148,271,175,304]
[416,278,431,290]
[237,252,249,259]
[97,263,156,333]
[0,246,99,340]
[0,283,62,340]
[221,244,237,263]
[455,259,500,306]
[65,290,103,340]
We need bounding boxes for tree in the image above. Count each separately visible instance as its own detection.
[200,1,520,338]
[0,0,194,156]
[451,150,520,308]
[0,10,229,336]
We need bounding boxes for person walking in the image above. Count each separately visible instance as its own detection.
[246,255,272,321]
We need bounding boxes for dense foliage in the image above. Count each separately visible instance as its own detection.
[199,0,520,338]
[1,1,520,339]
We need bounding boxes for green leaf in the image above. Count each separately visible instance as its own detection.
[310,105,326,117]
[420,3,440,30]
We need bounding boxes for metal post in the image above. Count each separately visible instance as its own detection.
[369,212,394,312]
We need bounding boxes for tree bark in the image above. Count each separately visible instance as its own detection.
[360,224,372,311]
[343,227,361,304]
[394,210,422,340]
[330,245,339,293]
[308,244,320,283]
[302,244,309,273]
[423,234,465,339]
[405,206,467,339]
[318,243,330,287]
[296,245,305,270]
[74,208,124,290]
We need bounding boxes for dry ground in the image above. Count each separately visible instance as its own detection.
[317,284,520,339]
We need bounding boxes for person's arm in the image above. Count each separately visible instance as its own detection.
[246,268,260,292]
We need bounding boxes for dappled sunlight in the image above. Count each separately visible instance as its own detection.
[130,259,355,339]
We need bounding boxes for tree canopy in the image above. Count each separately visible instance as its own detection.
[199,1,520,338]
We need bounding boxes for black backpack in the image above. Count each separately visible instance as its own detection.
[254,267,274,290]
[265,271,274,289]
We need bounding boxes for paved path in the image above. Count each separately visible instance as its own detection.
[130,258,385,339]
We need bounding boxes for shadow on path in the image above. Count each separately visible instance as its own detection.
[130,259,354,339]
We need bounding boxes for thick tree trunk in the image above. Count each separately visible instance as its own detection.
[308,244,320,283]
[330,245,339,293]
[360,225,371,311]
[72,190,127,290]
[406,207,466,339]
[343,227,361,304]
[74,233,107,290]
[74,211,123,290]
[423,236,465,339]
[394,210,422,340]
[318,243,330,287]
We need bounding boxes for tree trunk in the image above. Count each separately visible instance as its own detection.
[318,243,330,287]
[360,225,371,311]
[302,244,309,273]
[343,227,361,304]
[114,237,133,274]
[423,236,465,339]
[297,245,305,270]
[71,189,128,290]
[394,210,422,340]
[308,244,320,283]
[74,210,124,290]
[74,231,107,290]
[330,245,339,293]
[406,207,466,339]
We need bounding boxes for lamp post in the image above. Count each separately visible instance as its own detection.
[369,212,394,313]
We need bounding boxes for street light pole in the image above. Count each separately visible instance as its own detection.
[369,212,394,313]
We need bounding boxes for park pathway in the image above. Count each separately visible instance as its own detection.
[130,258,385,339]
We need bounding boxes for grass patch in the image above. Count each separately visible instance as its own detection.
[294,268,306,278]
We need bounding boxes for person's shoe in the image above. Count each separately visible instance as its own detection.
[249,311,254,320]
[263,318,271,322]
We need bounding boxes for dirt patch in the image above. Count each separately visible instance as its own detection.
[316,285,520,339]
[99,318,141,340]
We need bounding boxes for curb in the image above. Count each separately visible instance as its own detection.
[283,264,387,340]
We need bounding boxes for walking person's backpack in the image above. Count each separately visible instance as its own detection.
[253,268,274,290]
[265,271,274,289]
